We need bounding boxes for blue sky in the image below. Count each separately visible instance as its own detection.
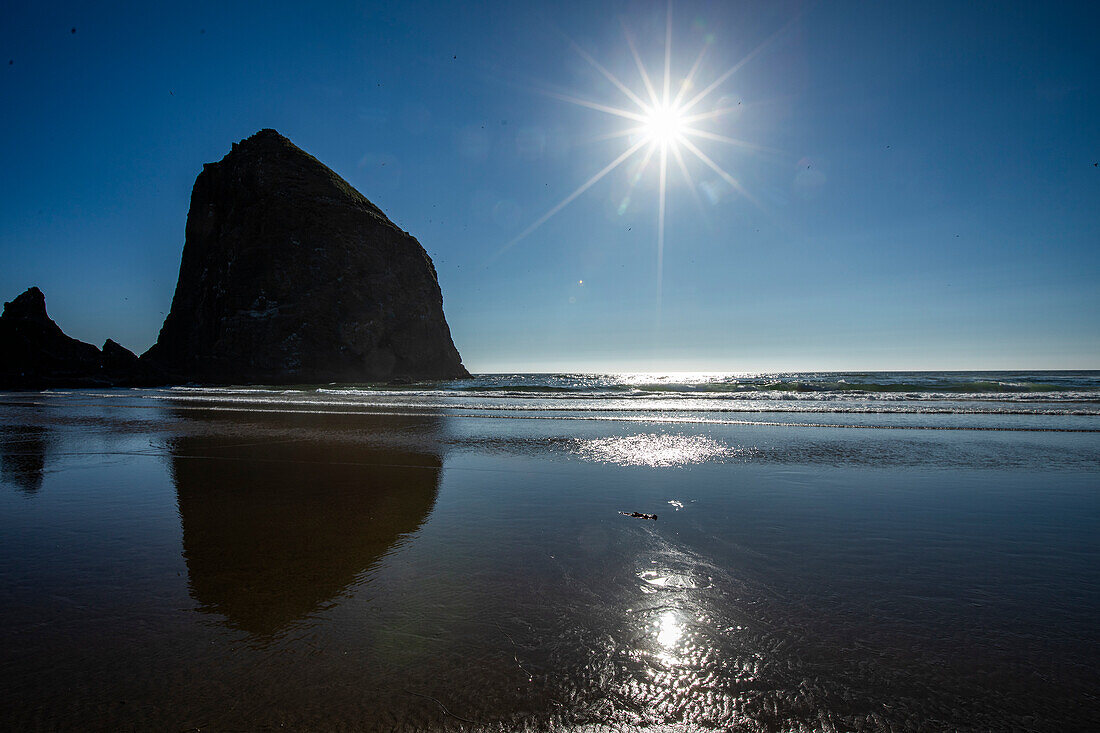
[2,0,1097,371]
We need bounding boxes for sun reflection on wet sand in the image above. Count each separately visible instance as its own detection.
[639,569,701,591]
[655,619,682,649]
[570,533,776,729]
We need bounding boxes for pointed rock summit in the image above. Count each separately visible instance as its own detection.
[143,128,468,383]
[4,287,59,328]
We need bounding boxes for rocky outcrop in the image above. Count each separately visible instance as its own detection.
[143,128,468,384]
[102,338,161,383]
[0,287,160,388]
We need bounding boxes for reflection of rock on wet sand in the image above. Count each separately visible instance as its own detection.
[0,425,51,494]
[170,411,442,636]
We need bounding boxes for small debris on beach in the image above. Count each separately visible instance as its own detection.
[619,511,657,520]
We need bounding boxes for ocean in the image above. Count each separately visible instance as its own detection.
[1,371,1098,730]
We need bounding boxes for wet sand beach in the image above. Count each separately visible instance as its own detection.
[1,378,1098,730]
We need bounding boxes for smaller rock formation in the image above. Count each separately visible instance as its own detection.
[0,287,158,388]
[0,287,102,387]
[102,338,139,375]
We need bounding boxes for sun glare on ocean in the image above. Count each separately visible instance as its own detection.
[572,433,729,467]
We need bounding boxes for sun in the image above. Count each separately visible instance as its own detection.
[642,103,686,146]
[497,2,769,304]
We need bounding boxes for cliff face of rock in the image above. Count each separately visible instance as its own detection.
[143,128,469,384]
[0,287,156,388]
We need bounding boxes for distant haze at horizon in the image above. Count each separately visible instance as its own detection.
[2,0,1098,372]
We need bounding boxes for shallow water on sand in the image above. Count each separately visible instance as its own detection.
[1,386,1098,731]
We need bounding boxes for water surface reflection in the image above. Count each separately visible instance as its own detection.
[169,410,443,636]
[0,424,52,494]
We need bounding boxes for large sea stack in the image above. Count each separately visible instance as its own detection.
[143,129,468,383]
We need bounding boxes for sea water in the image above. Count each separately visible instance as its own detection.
[1,372,1098,730]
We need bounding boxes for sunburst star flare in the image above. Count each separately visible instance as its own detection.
[497,3,761,296]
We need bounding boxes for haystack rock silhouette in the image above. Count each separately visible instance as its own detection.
[144,128,468,383]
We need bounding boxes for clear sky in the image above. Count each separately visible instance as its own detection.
[2,0,1098,372]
